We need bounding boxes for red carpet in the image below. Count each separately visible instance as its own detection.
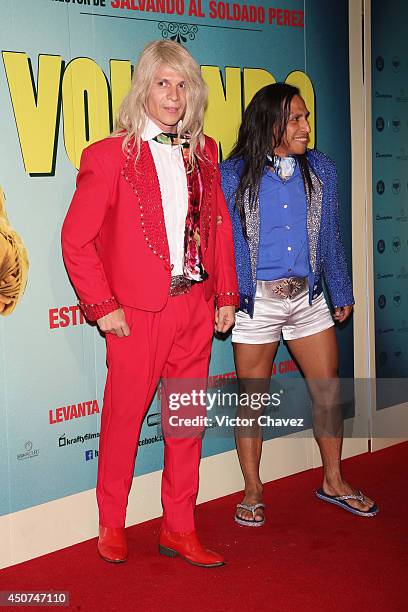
[1,442,407,612]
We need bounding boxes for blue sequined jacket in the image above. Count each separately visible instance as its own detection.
[220,149,355,317]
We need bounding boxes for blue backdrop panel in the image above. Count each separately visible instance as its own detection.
[372,0,408,406]
[0,0,353,516]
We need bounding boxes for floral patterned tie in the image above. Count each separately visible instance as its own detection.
[152,133,207,281]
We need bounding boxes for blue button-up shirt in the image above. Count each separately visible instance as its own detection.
[256,162,309,280]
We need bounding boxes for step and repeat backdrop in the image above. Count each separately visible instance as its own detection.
[0,0,353,519]
[372,0,408,408]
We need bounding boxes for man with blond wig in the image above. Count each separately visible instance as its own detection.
[62,40,238,567]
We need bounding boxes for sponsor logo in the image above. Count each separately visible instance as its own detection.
[394,347,402,359]
[378,294,386,309]
[376,180,385,195]
[377,239,385,254]
[375,90,392,98]
[396,266,408,280]
[392,116,401,132]
[375,56,384,71]
[85,449,99,461]
[376,152,393,158]
[396,209,407,222]
[147,413,161,427]
[396,148,408,161]
[59,432,100,447]
[49,399,100,425]
[375,117,385,132]
[393,292,402,307]
[397,320,408,333]
[138,434,164,447]
[392,56,401,72]
[17,440,40,461]
[379,352,387,366]
[392,236,401,252]
[378,327,394,334]
[376,213,393,221]
[377,273,394,279]
[392,179,401,194]
[396,89,408,103]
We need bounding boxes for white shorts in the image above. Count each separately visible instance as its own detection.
[232,283,334,344]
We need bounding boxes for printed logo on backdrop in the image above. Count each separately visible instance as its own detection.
[376,117,385,132]
[85,449,99,462]
[396,266,408,280]
[375,56,384,71]
[17,440,39,461]
[376,180,385,195]
[378,327,394,335]
[376,151,393,158]
[392,236,401,252]
[49,399,100,424]
[396,148,408,161]
[394,347,403,359]
[58,432,100,448]
[375,90,392,99]
[396,89,408,103]
[139,434,164,447]
[399,209,408,222]
[392,179,401,195]
[378,294,386,309]
[377,239,386,254]
[393,292,402,307]
[147,413,161,427]
[392,56,401,73]
[376,213,393,221]
[392,117,401,132]
[377,272,394,279]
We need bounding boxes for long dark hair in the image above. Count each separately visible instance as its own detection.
[229,83,313,238]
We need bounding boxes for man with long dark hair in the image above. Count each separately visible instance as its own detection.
[221,83,378,526]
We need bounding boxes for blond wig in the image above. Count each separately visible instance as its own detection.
[114,40,207,160]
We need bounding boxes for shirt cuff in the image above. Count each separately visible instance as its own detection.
[216,291,240,308]
[79,296,120,321]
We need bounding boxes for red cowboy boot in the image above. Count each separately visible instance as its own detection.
[159,527,225,568]
[98,525,128,563]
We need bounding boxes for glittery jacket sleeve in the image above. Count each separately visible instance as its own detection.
[205,137,239,309]
[61,146,120,321]
[319,157,355,308]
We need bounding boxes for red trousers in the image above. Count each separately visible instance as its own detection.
[96,283,214,531]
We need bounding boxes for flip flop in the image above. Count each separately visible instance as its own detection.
[316,488,379,517]
[235,502,266,527]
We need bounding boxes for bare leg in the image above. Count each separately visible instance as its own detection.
[287,327,375,512]
[233,341,279,522]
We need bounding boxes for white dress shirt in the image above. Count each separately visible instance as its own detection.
[141,117,188,276]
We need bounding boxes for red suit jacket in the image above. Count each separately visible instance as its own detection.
[61,134,239,320]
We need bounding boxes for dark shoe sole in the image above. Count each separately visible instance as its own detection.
[98,548,127,563]
[159,544,225,568]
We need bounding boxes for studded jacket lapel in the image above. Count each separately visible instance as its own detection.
[122,140,171,269]
[197,150,217,250]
